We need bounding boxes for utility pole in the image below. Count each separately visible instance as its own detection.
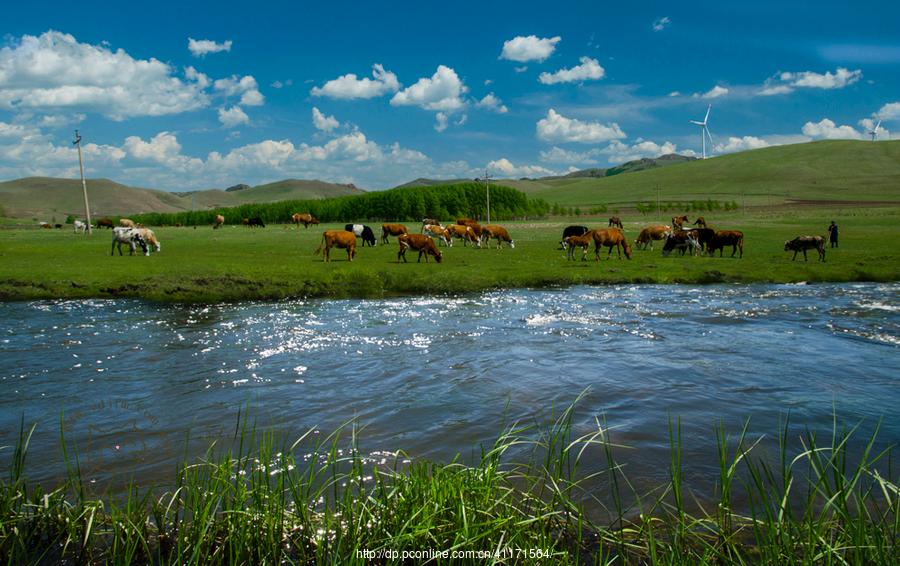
[74,130,92,234]
[483,169,492,224]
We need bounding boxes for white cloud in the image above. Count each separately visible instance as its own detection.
[434,112,448,132]
[877,101,900,120]
[214,75,264,106]
[0,31,209,119]
[476,93,508,113]
[714,136,770,153]
[699,85,729,99]
[514,66,528,73]
[455,114,468,126]
[539,146,602,164]
[536,109,626,143]
[123,131,202,171]
[390,65,467,112]
[311,107,340,132]
[187,38,232,57]
[218,106,249,128]
[668,91,681,97]
[488,158,557,178]
[538,56,605,85]
[758,85,793,96]
[652,17,671,32]
[780,67,862,89]
[858,118,891,139]
[310,64,400,100]
[801,118,864,140]
[184,66,210,89]
[500,35,561,63]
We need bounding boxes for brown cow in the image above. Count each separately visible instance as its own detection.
[671,215,688,230]
[564,231,594,261]
[693,216,707,228]
[213,214,225,229]
[785,236,826,262]
[608,216,624,229]
[398,233,443,263]
[634,225,672,250]
[482,225,515,249]
[381,223,409,244]
[456,218,478,227]
[314,230,357,262]
[593,228,632,260]
[119,218,136,228]
[96,217,114,229]
[708,230,744,258]
[292,212,319,228]
[242,218,250,226]
[446,224,481,247]
[423,224,451,246]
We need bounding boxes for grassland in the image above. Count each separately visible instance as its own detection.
[1,399,896,564]
[1,206,898,302]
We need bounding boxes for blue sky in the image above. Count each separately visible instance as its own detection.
[1,0,898,190]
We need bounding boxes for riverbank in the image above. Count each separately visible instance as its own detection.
[1,209,898,302]
[1,404,896,564]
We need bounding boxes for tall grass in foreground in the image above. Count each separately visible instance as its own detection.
[1,404,897,564]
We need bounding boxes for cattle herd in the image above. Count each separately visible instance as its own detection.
[53,211,830,264]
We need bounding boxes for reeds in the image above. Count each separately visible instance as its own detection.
[1,404,896,564]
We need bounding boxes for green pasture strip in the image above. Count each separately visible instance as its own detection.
[1,399,896,564]
[1,208,898,302]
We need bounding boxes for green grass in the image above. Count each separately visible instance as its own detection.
[505,140,900,208]
[1,398,896,564]
[1,207,898,302]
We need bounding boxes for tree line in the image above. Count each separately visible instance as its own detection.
[129,183,550,227]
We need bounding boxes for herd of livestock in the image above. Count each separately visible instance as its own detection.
[63,211,829,263]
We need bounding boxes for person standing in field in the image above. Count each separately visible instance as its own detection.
[827,221,839,248]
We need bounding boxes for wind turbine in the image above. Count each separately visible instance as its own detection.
[690,104,713,159]
[868,120,882,141]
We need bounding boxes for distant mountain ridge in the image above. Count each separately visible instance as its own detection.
[0,177,364,219]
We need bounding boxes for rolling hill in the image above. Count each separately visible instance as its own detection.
[0,177,365,220]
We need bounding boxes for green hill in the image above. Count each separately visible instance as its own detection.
[229,179,363,202]
[517,140,900,208]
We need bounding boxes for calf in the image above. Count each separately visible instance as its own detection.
[564,231,594,261]
[608,216,624,229]
[784,236,825,262]
[560,225,589,249]
[314,230,356,262]
[708,230,744,258]
[398,233,443,263]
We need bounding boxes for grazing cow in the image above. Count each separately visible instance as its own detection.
[456,218,478,227]
[564,232,594,261]
[423,224,451,246]
[213,215,225,229]
[398,233,443,263]
[421,218,441,230]
[560,225,590,249]
[247,217,266,228]
[593,228,632,260]
[634,225,672,250]
[242,218,250,226]
[40,222,52,229]
[135,228,161,253]
[314,230,357,262]
[119,218,136,228]
[111,227,149,256]
[467,223,485,243]
[482,224,515,249]
[662,231,701,257]
[74,220,87,233]
[54,224,63,229]
[381,223,409,244]
[693,217,708,228]
[292,213,319,228]
[344,224,377,247]
[708,230,744,258]
[671,215,689,230]
[685,227,716,252]
[608,216,624,229]
[785,236,826,262]
[96,218,114,229]
[446,224,480,247]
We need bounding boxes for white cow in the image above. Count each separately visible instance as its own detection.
[111,227,149,256]
[74,220,88,233]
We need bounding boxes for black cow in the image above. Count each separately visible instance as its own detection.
[344,223,377,247]
[247,217,265,228]
[662,231,701,257]
[559,225,590,249]
[785,236,825,262]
